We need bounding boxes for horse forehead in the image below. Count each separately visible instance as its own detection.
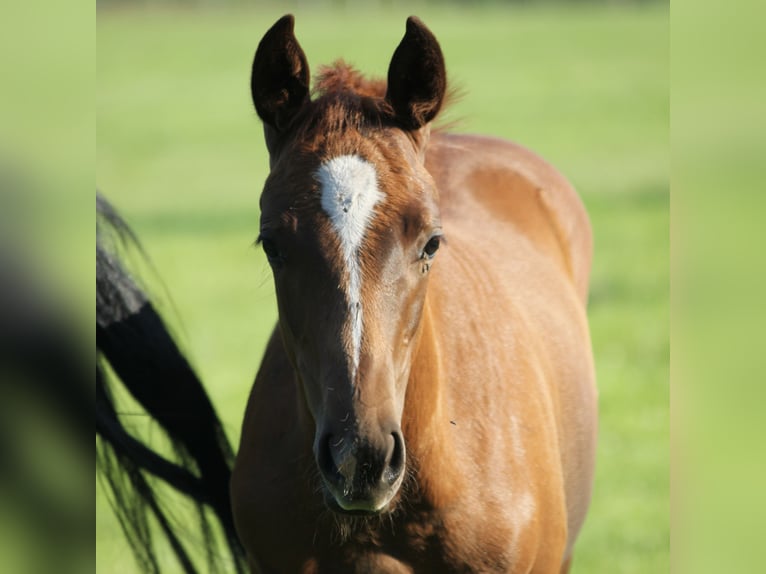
[316,154,386,245]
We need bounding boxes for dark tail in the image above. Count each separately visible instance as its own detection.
[96,193,245,573]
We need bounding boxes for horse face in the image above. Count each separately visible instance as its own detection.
[252,14,446,514]
[259,132,441,513]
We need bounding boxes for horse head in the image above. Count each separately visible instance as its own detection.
[251,15,446,514]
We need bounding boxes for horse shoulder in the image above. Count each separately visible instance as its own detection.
[426,133,592,304]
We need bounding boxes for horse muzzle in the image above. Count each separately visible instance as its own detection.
[316,428,406,514]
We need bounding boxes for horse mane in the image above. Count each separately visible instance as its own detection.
[314,60,387,99]
[310,60,460,133]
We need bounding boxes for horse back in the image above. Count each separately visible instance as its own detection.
[426,133,592,305]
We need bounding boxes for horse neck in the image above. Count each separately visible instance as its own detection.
[402,293,463,507]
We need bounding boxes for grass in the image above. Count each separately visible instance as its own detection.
[97,3,668,572]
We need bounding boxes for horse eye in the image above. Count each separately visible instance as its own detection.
[260,237,281,262]
[422,235,441,259]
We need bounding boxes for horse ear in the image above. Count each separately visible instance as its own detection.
[251,14,310,133]
[385,16,446,130]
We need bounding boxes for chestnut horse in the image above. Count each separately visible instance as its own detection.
[231,15,597,574]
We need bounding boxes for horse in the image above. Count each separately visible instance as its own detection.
[231,15,597,573]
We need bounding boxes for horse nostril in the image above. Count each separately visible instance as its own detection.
[317,433,341,483]
[385,431,405,484]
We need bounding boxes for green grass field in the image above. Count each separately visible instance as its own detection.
[97,3,668,572]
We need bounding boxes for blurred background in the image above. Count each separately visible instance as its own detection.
[97,1,668,572]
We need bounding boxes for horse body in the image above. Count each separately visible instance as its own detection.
[232,16,596,574]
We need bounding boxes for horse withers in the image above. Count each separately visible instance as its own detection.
[231,15,597,573]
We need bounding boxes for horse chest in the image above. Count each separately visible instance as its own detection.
[296,527,536,574]
[294,519,518,574]
[249,484,545,573]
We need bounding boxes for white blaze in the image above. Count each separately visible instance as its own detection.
[317,155,384,378]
